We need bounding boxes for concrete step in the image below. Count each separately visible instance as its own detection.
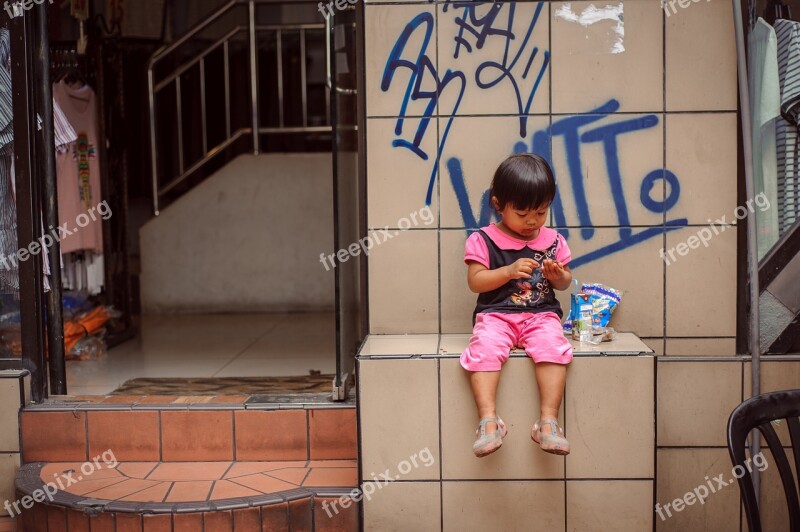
[14,395,359,531]
[15,459,358,531]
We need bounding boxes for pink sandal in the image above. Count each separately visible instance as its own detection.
[531,418,570,455]
[472,417,508,457]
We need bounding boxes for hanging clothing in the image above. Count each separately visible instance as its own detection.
[62,252,103,295]
[774,18,800,235]
[53,81,103,254]
[0,28,16,293]
[748,18,782,259]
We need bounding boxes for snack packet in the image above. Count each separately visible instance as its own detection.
[563,280,622,340]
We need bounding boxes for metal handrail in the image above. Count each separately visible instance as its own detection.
[147,0,330,215]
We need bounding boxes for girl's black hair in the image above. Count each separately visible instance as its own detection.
[490,153,556,211]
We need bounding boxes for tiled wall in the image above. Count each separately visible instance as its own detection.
[358,354,656,531]
[358,349,800,531]
[363,0,738,356]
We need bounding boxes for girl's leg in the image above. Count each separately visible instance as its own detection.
[469,370,502,434]
[518,312,572,435]
[461,314,514,436]
[533,362,566,425]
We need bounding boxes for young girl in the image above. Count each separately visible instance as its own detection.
[461,153,573,458]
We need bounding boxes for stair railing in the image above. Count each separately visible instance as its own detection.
[147,0,328,215]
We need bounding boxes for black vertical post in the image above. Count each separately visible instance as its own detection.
[34,4,66,395]
[11,11,48,403]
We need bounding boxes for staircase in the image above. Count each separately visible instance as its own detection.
[14,396,358,531]
[759,220,800,353]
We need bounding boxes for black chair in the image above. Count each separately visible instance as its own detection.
[727,389,800,532]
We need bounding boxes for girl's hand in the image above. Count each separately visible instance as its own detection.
[504,258,540,280]
[542,259,567,282]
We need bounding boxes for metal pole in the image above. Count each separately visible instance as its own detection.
[33,2,66,395]
[248,0,260,154]
[147,66,159,215]
[11,12,48,403]
[731,0,761,499]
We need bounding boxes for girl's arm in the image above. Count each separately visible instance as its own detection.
[467,258,539,293]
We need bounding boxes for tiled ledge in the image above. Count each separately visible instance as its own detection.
[359,332,653,358]
[356,335,656,530]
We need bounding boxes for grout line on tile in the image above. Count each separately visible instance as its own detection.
[437,358,444,532]
[231,410,236,462]
[83,411,89,461]
[306,409,312,461]
[211,313,297,376]
[142,462,159,480]
[158,411,163,463]
[221,461,236,481]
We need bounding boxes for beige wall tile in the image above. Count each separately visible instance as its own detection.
[665,227,737,337]
[440,358,564,480]
[744,361,800,446]
[437,2,549,116]
[365,5,437,117]
[566,357,654,478]
[656,449,740,531]
[551,114,666,227]
[665,0,737,111]
[368,229,438,333]
[443,481,565,531]
[665,114,738,224]
[567,480,653,532]
[0,453,20,517]
[363,481,441,532]
[558,228,665,337]
[657,360,742,446]
[360,334,439,356]
[0,379,20,452]
[441,230,476,333]
[665,338,737,357]
[439,334,470,355]
[643,338,665,356]
[359,359,440,480]
[438,116,550,228]
[552,1,662,113]
[367,118,438,229]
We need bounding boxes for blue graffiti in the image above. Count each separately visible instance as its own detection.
[447,99,689,268]
[381,4,688,268]
[381,2,548,204]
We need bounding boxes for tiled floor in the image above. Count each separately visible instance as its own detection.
[66,313,336,395]
[37,460,357,503]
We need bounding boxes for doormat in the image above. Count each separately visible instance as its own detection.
[110,375,335,395]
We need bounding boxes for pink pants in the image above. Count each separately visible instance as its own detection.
[460,312,573,371]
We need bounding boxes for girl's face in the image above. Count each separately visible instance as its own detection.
[493,198,549,239]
